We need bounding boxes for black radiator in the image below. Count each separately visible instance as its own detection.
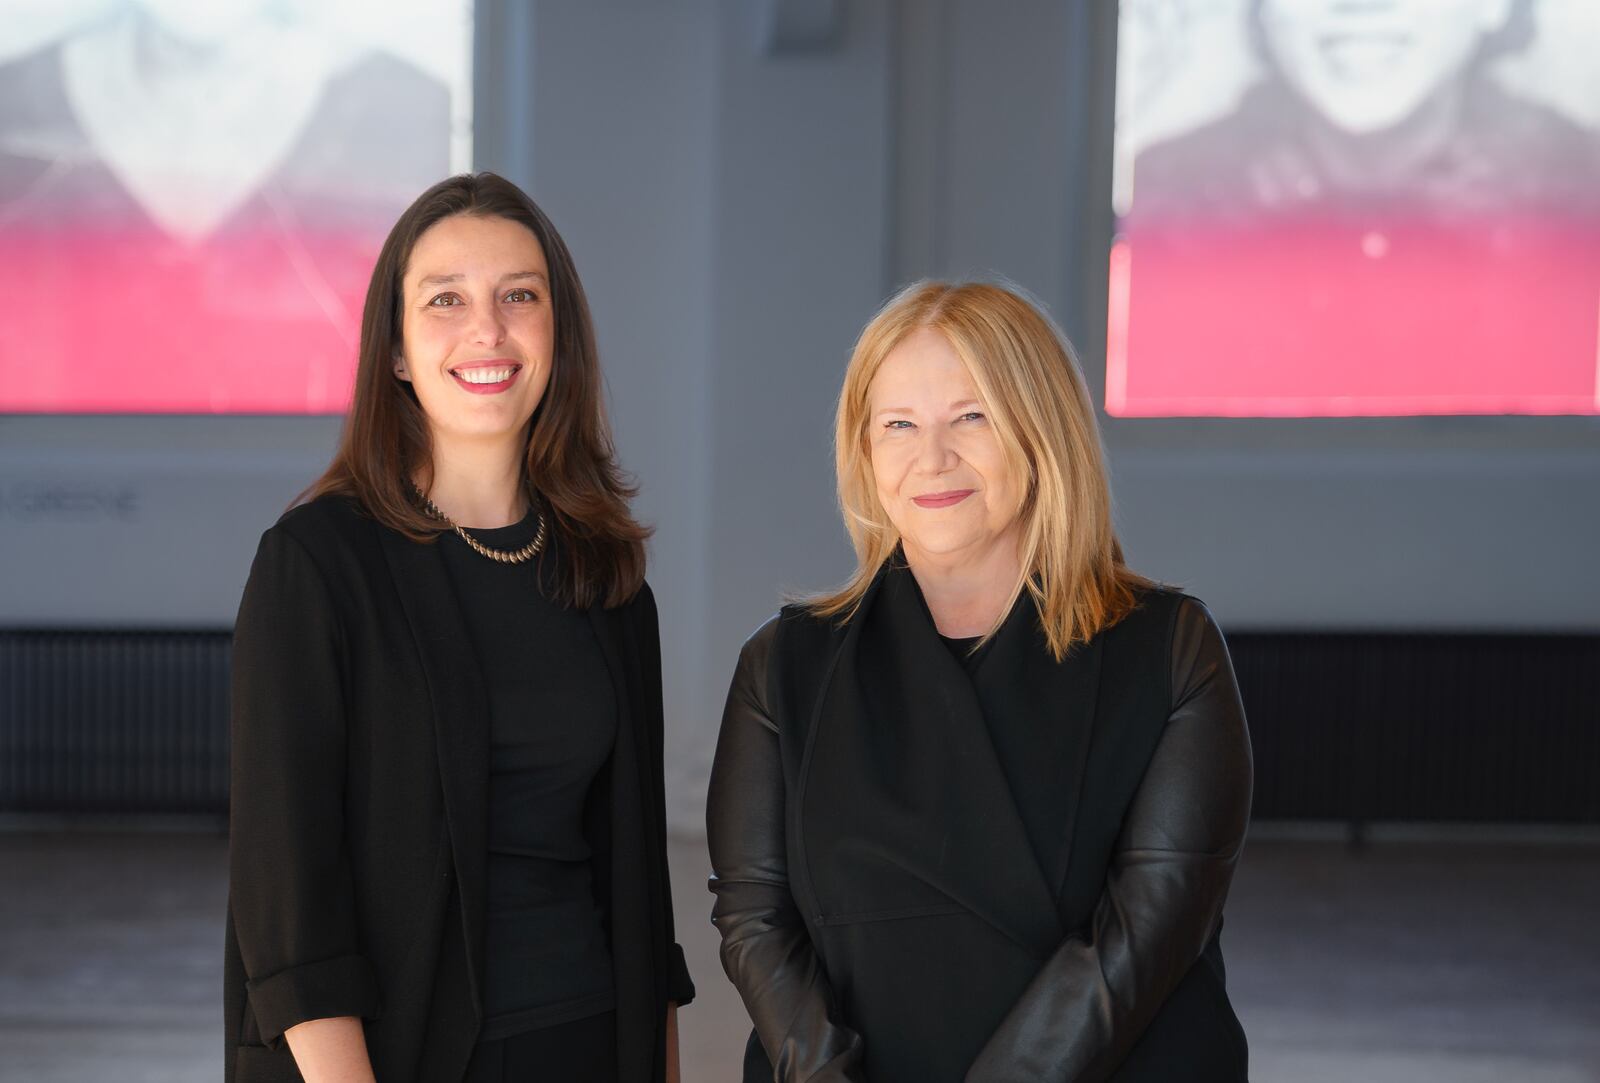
[1,628,1597,822]
[1228,631,1600,824]
[0,630,231,814]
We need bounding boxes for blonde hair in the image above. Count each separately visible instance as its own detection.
[809,280,1151,659]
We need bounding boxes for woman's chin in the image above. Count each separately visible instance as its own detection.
[901,531,990,564]
[428,411,534,445]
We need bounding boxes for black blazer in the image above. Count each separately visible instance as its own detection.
[706,568,1252,1081]
[224,496,693,1083]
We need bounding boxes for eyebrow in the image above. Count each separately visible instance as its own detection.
[416,273,462,288]
[415,270,549,289]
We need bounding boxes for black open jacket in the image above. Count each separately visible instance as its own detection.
[706,566,1252,1082]
[224,495,693,1083]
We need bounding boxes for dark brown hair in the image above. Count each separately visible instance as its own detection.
[301,172,648,608]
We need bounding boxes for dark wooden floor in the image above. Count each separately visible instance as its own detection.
[2,828,1597,1082]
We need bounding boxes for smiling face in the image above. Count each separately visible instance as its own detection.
[395,213,555,450]
[866,327,1024,568]
[1258,0,1513,133]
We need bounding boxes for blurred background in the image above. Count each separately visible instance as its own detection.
[1,1,1597,1079]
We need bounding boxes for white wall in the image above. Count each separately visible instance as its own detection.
[0,416,337,626]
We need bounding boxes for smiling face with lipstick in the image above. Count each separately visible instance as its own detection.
[236,174,686,1083]
[300,171,649,604]
[867,326,1024,576]
[820,281,1139,651]
[395,213,555,448]
[710,281,1247,1083]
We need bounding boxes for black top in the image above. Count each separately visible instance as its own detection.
[436,509,619,1040]
[1134,79,1600,222]
[225,495,693,1083]
[938,632,984,669]
[937,596,1077,891]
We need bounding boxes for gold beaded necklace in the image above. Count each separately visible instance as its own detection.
[414,487,547,565]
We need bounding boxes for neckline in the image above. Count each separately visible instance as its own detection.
[453,507,542,549]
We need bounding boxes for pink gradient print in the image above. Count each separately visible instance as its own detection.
[1106,215,1600,417]
[0,216,381,414]
[0,22,451,416]
[1109,0,1600,418]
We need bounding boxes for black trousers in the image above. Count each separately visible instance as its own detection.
[464,1012,619,1083]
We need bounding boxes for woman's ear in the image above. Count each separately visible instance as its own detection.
[393,354,411,381]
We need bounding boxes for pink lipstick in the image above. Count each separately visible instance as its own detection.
[912,489,974,509]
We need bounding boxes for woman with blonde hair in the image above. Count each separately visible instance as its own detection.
[706,281,1252,1081]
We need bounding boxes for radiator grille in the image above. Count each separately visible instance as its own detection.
[1229,632,1600,823]
[1,628,1596,821]
[0,630,231,814]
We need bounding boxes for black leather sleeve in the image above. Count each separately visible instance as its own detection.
[965,598,1254,1083]
[706,617,868,1082]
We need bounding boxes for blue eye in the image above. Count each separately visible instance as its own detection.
[958,411,985,423]
[884,419,914,430]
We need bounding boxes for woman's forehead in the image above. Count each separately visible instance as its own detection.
[870,344,989,414]
[405,215,547,282]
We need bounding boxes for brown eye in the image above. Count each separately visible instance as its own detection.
[428,293,462,307]
[504,288,538,303]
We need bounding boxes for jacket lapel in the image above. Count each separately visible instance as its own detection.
[975,597,1103,904]
[1045,640,1099,905]
[805,564,1063,961]
[587,602,657,1083]
[378,528,489,1024]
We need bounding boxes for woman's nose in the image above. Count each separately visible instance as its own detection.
[466,304,507,347]
[915,429,959,473]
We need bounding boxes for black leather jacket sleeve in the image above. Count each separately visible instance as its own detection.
[707,617,869,1082]
[965,598,1254,1082]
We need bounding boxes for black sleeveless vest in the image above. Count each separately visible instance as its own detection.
[757,565,1239,1081]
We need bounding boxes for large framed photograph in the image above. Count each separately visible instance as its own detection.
[1109,0,1600,417]
[0,0,473,413]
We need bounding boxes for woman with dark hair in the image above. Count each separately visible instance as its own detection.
[225,172,693,1083]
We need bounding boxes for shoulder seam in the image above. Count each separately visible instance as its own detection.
[261,521,350,650]
[1164,593,1190,716]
